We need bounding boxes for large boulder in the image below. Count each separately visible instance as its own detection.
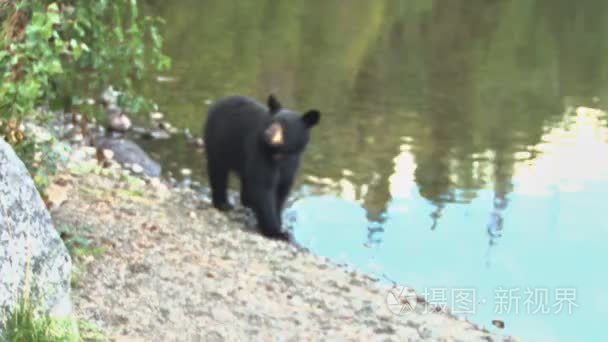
[0,138,73,333]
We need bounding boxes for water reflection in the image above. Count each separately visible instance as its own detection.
[139,1,608,340]
[140,0,608,212]
[514,107,608,196]
[291,106,608,341]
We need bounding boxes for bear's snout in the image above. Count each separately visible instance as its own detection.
[265,122,284,146]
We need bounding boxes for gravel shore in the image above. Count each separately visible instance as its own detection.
[47,146,515,342]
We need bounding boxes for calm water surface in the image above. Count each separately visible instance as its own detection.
[138,1,608,340]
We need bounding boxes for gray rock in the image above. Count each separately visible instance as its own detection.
[0,138,74,334]
[130,164,144,175]
[95,137,161,177]
[143,129,171,140]
[131,126,148,135]
[101,86,120,106]
[150,112,164,121]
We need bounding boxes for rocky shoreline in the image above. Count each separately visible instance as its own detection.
[33,123,516,341]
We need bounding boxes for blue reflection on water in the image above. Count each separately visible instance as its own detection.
[288,109,608,342]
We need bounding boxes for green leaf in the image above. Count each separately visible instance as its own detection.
[47,3,62,24]
[48,60,63,74]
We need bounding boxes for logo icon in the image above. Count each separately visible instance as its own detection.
[386,285,418,315]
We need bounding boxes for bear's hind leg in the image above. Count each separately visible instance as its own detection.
[208,164,233,211]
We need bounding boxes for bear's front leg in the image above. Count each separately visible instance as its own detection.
[243,158,289,241]
[248,187,288,241]
[276,157,299,214]
[240,178,251,208]
[276,179,294,214]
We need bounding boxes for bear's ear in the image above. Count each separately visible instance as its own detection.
[267,94,282,114]
[301,110,320,128]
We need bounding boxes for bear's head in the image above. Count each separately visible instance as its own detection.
[263,94,320,155]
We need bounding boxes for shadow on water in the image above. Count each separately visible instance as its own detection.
[138,1,608,340]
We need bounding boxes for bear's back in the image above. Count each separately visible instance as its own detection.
[204,96,271,169]
[205,96,270,138]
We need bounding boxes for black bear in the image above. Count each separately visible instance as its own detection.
[203,94,320,240]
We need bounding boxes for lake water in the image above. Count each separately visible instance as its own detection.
[139,1,608,340]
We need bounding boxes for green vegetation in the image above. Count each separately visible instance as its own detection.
[55,224,105,288]
[0,0,170,194]
[56,224,104,260]
[76,320,105,342]
[1,0,170,119]
[1,298,78,342]
[1,298,106,341]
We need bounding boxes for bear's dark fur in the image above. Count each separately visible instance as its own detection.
[203,95,320,240]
